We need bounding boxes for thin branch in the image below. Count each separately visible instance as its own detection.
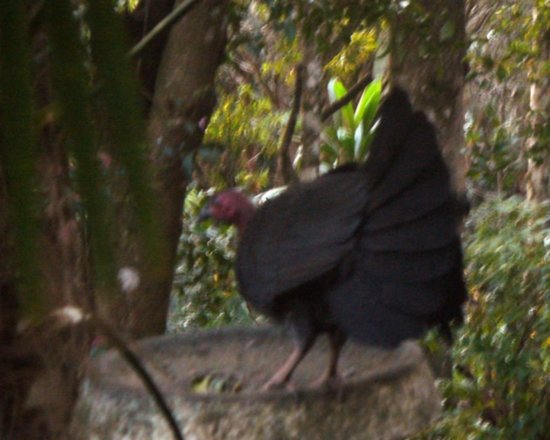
[277,64,303,184]
[128,0,201,59]
[320,73,373,122]
[91,315,184,440]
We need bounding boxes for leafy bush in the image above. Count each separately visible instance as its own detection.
[325,29,378,81]
[465,104,526,195]
[168,187,252,331]
[417,196,550,439]
[198,84,287,191]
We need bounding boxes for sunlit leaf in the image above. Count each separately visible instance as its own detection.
[354,122,365,160]
[328,78,354,129]
[336,127,354,161]
[354,78,382,128]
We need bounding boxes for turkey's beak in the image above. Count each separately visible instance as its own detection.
[197,203,212,222]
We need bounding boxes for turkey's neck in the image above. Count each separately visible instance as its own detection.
[236,200,256,235]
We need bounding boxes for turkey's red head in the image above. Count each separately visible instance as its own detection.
[199,189,255,233]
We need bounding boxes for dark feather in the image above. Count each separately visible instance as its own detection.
[236,169,367,309]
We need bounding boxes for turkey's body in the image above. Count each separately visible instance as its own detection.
[232,88,468,388]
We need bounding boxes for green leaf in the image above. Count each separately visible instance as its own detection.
[321,143,338,163]
[354,122,365,160]
[321,126,340,151]
[363,130,376,151]
[328,78,354,129]
[354,78,382,129]
[336,127,351,141]
[336,127,354,161]
[328,78,346,101]
[292,146,303,170]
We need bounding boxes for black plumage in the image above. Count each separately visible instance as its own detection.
[204,88,467,389]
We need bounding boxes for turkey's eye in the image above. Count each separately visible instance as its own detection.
[222,205,234,215]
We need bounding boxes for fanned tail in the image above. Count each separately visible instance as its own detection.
[330,88,467,346]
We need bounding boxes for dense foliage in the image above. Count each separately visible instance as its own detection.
[169,188,251,330]
[417,197,550,439]
[466,0,550,195]
[197,84,287,191]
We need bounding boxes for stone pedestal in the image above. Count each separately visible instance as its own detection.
[73,326,441,439]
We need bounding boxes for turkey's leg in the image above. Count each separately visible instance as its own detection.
[312,330,347,388]
[262,334,316,390]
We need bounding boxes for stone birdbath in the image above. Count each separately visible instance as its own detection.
[72,326,441,439]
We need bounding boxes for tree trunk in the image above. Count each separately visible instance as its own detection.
[389,0,467,193]
[124,0,229,338]
[525,6,550,201]
[124,0,176,113]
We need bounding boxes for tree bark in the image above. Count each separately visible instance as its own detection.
[124,0,229,338]
[389,0,467,193]
[124,0,176,113]
[525,5,550,201]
